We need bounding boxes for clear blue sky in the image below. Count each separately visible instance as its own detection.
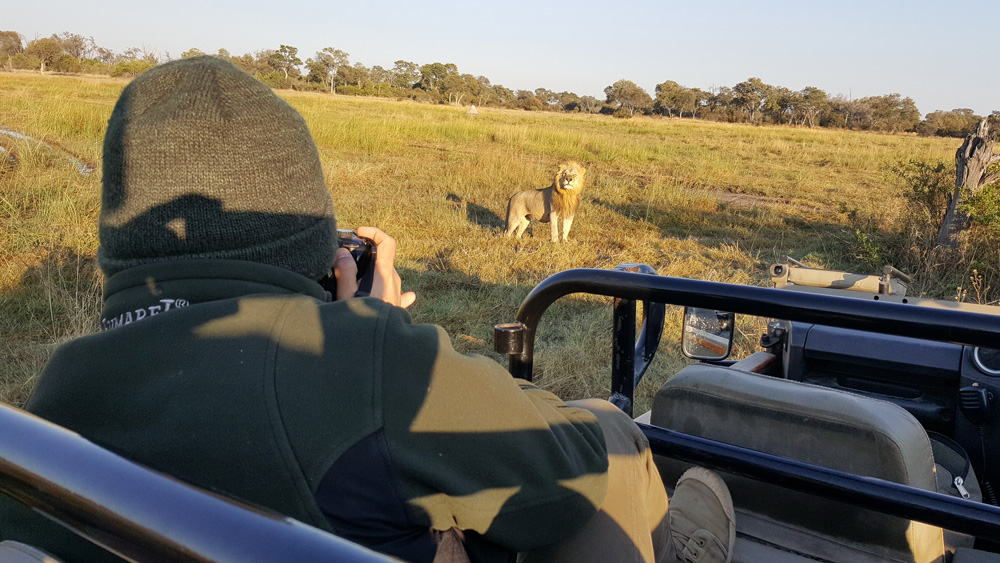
[10,0,999,117]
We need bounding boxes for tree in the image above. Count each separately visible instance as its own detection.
[532,88,558,108]
[270,45,301,80]
[228,51,273,75]
[390,60,419,89]
[604,79,651,117]
[830,96,873,129]
[24,37,64,73]
[120,46,160,64]
[95,47,115,64]
[305,47,349,92]
[799,87,829,128]
[418,62,458,92]
[577,95,602,114]
[557,91,581,111]
[463,75,497,105]
[864,93,920,133]
[511,90,543,111]
[938,119,1000,247]
[368,65,393,95]
[653,80,684,117]
[703,86,735,121]
[56,32,95,59]
[439,73,473,104]
[337,63,370,88]
[654,81,700,117]
[770,86,799,124]
[732,77,773,122]
[0,31,24,57]
[490,84,515,105]
[918,109,981,138]
[181,48,207,59]
[370,65,392,85]
[677,88,702,118]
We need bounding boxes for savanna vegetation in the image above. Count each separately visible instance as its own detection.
[2,29,997,136]
[2,71,998,417]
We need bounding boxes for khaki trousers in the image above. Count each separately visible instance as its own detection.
[519,399,674,563]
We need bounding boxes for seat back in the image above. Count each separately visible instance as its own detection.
[651,363,946,563]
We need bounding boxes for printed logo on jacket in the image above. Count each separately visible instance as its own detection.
[101,299,190,330]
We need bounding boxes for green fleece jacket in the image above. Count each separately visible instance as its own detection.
[0,259,608,562]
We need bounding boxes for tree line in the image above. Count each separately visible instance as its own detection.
[2,30,997,138]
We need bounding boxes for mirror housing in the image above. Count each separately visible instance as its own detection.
[682,307,735,361]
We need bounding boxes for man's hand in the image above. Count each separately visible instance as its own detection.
[332,226,416,308]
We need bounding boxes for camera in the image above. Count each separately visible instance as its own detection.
[318,229,376,297]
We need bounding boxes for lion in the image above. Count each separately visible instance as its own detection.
[504,161,587,242]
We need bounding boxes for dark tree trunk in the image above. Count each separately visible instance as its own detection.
[937,119,1000,247]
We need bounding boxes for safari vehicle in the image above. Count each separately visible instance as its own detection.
[495,259,1000,563]
[2,261,1000,562]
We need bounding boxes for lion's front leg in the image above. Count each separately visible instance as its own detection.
[550,213,561,242]
[561,216,574,242]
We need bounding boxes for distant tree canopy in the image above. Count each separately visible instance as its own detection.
[305,48,349,92]
[1,28,994,133]
[605,79,652,117]
[918,109,984,138]
[6,31,157,76]
[271,45,301,79]
[654,80,700,118]
[0,31,23,58]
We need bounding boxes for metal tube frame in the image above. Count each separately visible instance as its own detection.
[609,264,665,417]
[0,404,392,562]
[495,267,1000,539]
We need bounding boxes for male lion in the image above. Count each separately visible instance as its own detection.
[504,161,587,242]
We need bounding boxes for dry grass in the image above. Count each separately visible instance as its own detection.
[1,72,961,412]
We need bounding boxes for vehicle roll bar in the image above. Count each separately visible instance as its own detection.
[0,403,392,562]
[495,267,1000,381]
[641,423,1000,539]
[494,266,1000,539]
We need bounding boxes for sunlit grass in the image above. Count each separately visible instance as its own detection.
[1,71,962,412]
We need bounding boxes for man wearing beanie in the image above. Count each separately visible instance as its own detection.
[0,57,735,563]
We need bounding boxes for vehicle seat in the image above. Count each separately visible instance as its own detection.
[650,363,970,563]
[0,541,63,563]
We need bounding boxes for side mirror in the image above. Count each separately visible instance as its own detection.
[682,307,735,361]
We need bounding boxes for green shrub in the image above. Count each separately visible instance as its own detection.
[336,85,369,96]
[965,183,1000,230]
[110,59,154,78]
[8,52,39,71]
[893,159,954,243]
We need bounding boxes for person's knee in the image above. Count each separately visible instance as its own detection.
[567,399,647,456]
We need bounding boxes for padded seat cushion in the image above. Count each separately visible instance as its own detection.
[651,363,944,561]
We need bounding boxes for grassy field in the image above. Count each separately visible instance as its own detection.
[0,71,962,412]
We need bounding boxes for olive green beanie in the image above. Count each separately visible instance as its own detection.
[98,55,336,280]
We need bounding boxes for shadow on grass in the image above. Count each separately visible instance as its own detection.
[405,248,615,360]
[446,193,505,230]
[590,196,849,261]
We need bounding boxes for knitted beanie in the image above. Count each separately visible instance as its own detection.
[98,55,336,280]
